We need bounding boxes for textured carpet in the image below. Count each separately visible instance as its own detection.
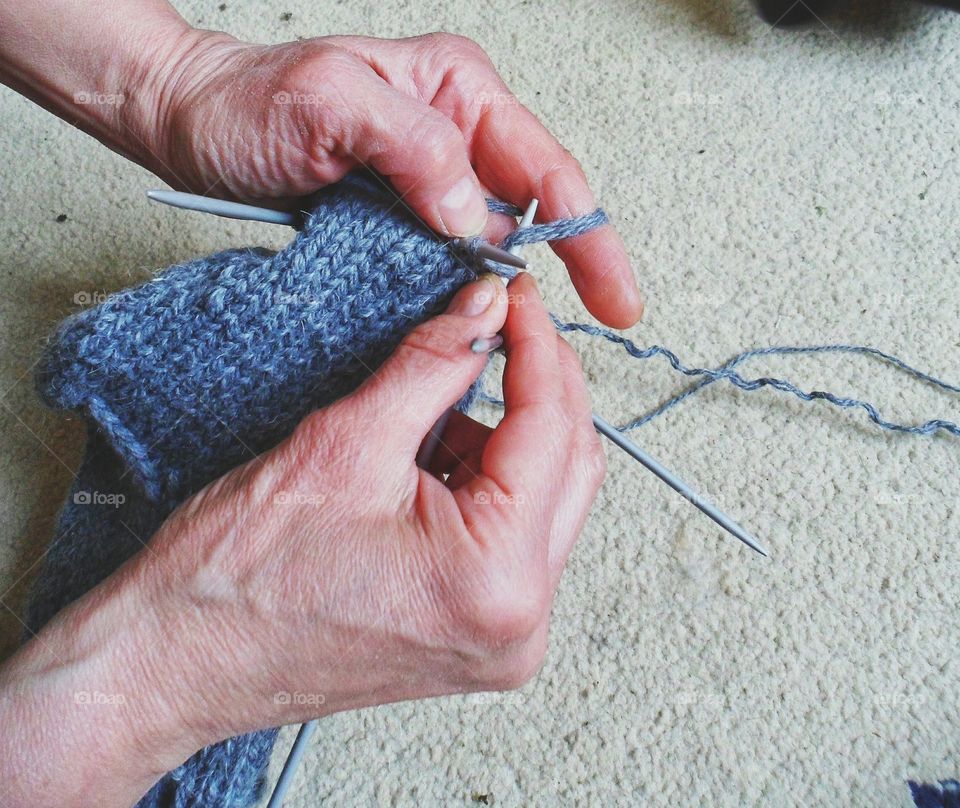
[0,1,957,806]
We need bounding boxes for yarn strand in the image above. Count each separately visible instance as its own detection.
[550,318,960,437]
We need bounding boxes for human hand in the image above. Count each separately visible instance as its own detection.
[147,272,606,733]
[145,31,642,328]
[0,273,606,806]
[2,2,641,324]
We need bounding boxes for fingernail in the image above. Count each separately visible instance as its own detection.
[438,177,487,237]
[470,334,503,354]
[448,275,498,316]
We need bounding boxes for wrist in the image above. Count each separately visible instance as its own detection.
[0,1,244,185]
[0,554,207,806]
[122,26,248,187]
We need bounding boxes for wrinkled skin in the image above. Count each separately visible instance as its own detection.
[148,274,607,729]
[151,31,642,327]
[1,275,607,806]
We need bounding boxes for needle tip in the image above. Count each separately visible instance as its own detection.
[473,241,528,269]
[743,535,769,557]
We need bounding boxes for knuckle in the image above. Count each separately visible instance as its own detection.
[542,158,589,194]
[282,44,355,88]
[286,405,353,472]
[557,337,584,375]
[423,32,488,62]
[586,437,608,488]
[407,116,465,167]
[454,556,550,651]
[490,632,549,691]
[290,407,336,453]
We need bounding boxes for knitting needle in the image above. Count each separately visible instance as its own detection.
[265,720,318,808]
[591,414,767,555]
[417,202,541,468]
[489,199,766,556]
[146,189,300,227]
[145,189,528,270]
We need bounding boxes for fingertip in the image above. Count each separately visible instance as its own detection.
[502,272,560,357]
[594,290,644,329]
[505,271,543,315]
[446,272,509,330]
[560,230,644,329]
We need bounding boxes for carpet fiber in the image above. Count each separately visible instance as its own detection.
[0,1,957,805]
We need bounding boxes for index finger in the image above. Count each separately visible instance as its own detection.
[471,103,644,329]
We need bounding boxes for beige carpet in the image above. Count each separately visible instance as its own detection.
[1,1,958,805]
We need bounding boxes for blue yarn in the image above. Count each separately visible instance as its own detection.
[502,209,610,250]
[549,319,960,436]
[479,318,960,438]
[23,169,957,807]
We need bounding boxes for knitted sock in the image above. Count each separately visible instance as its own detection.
[25,174,542,807]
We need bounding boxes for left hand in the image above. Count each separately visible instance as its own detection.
[144,30,643,328]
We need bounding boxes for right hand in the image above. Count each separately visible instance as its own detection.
[141,273,607,741]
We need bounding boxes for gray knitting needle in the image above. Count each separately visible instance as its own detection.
[146,189,528,270]
[483,199,766,556]
[591,414,766,555]
[265,720,317,808]
[417,200,541,468]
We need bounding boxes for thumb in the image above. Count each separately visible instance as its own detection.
[350,82,488,237]
[353,274,508,459]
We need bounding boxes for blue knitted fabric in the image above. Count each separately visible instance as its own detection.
[26,174,578,807]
